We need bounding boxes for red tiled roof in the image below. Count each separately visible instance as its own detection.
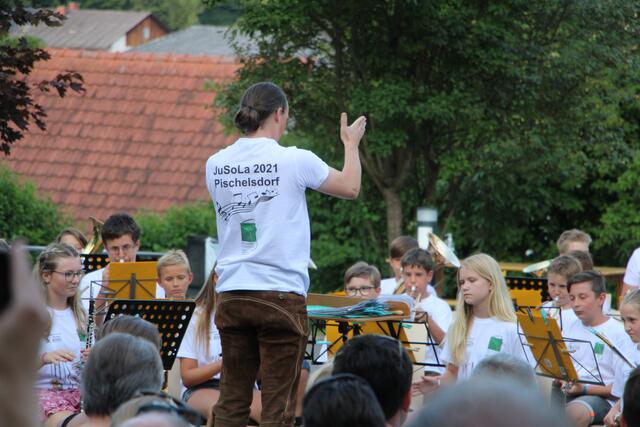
[2,49,239,224]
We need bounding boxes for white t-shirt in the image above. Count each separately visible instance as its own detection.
[177,308,222,373]
[177,308,222,391]
[206,137,329,296]
[541,301,578,329]
[562,317,635,394]
[36,308,82,390]
[624,248,640,287]
[418,293,453,373]
[442,316,527,381]
[80,268,165,311]
[380,277,436,297]
[612,344,640,399]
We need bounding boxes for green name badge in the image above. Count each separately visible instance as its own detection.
[594,342,605,355]
[488,336,503,352]
[241,221,257,243]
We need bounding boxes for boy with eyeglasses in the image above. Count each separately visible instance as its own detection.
[401,248,452,374]
[343,262,382,299]
[79,213,164,313]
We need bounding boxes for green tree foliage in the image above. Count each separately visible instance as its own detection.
[78,0,204,30]
[1,2,85,155]
[0,166,70,244]
[135,202,217,252]
[210,1,639,290]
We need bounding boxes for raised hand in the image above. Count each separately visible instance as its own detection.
[340,113,367,147]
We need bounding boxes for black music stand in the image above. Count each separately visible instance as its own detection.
[506,276,550,307]
[83,254,110,274]
[105,299,195,370]
[305,318,441,368]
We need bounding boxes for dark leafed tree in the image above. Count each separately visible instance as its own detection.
[0,1,84,155]
[207,1,639,291]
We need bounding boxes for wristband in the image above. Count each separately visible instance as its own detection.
[582,384,588,395]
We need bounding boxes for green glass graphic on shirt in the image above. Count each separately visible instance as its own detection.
[488,336,503,352]
[594,342,605,355]
[241,221,257,242]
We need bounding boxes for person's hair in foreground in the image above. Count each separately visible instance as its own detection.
[405,378,569,427]
[302,373,386,427]
[469,353,536,385]
[97,315,162,350]
[567,270,606,296]
[332,334,412,422]
[622,366,640,427]
[82,333,163,417]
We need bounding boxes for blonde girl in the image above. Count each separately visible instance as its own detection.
[177,268,262,422]
[441,253,528,382]
[35,243,87,427]
[604,289,640,427]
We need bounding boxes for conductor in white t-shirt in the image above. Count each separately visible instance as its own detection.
[205,82,366,427]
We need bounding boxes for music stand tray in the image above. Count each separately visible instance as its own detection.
[105,299,195,371]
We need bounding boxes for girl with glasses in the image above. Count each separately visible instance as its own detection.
[34,243,87,427]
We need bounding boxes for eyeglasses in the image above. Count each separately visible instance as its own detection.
[52,270,84,282]
[135,389,205,426]
[106,243,136,255]
[345,286,376,296]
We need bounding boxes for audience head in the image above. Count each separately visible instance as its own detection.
[110,394,200,427]
[557,229,591,255]
[567,270,606,324]
[547,255,583,306]
[566,250,594,270]
[156,250,193,299]
[97,315,162,350]
[401,248,435,298]
[448,253,516,366]
[344,261,381,299]
[234,82,288,134]
[303,373,387,427]
[102,213,141,263]
[82,333,163,417]
[56,227,88,253]
[622,366,640,427]
[470,353,536,385]
[332,334,412,422]
[387,236,419,279]
[405,378,568,427]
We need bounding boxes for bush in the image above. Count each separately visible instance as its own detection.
[135,202,217,252]
[0,166,70,244]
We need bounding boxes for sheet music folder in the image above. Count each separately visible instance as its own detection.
[105,299,195,371]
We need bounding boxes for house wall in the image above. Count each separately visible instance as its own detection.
[109,35,128,52]
[126,17,167,47]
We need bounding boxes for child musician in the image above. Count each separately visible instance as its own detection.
[561,271,635,427]
[441,253,529,382]
[401,248,452,375]
[35,243,87,427]
[156,250,193,300]
[604,288,640,425]
[542,255,582,327]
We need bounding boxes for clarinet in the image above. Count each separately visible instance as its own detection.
[86,298,95,349]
